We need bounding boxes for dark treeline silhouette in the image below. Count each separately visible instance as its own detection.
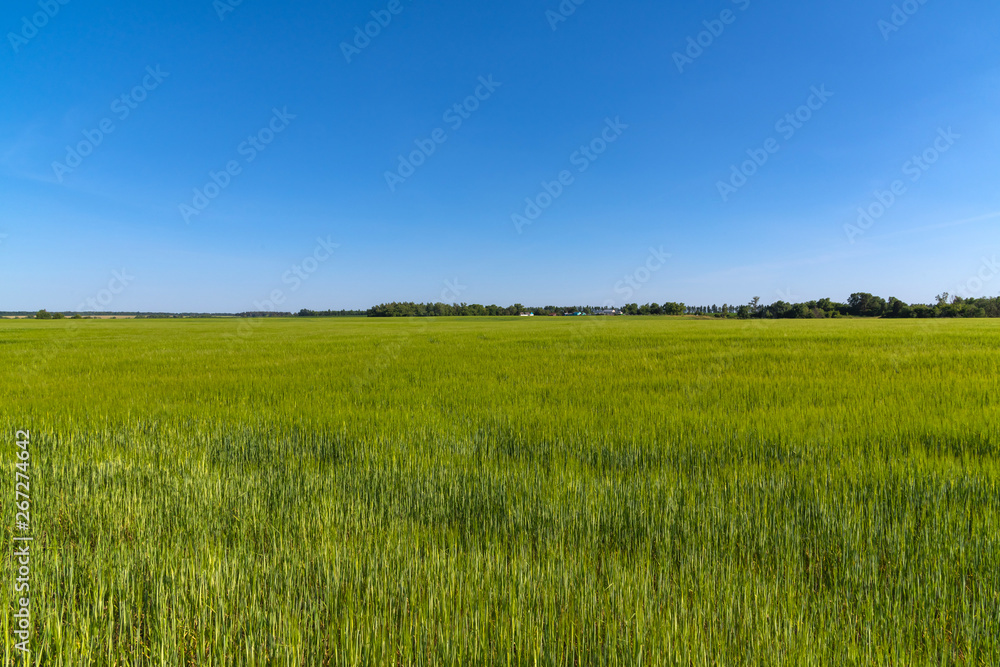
[365,303,610,317]
[19,293,1000,320]
[296,309,367,317]
[692,293,1000,319]
[21,310,228,319]
[369,303,526,317]
[360,293,1000,319]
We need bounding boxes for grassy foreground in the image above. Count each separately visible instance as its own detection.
[2,316,999,665]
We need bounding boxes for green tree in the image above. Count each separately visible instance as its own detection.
[847,293,886,317]
[791,303,811,319]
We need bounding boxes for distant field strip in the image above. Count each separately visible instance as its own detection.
[1,318,998,664]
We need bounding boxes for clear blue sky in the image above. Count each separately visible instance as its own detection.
[2,0,998,312]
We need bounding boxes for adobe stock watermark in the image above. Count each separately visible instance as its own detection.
[12,430,32,655]
[546,0,587,31]
[613,246,671,301]
[878,0,931,41]
[51,66,169,183]
[18,270,132,383]
[179,107,296,224]
[672,0,751,74]
[229,236,339,340]
[775,286,800,303]
[7,0,70,54]
[844,127,959,243]
[441,278,467,302]
[384,76,502,193]
[953,256,1000,299]
[341,0,414,64]
[716,85,833,202]
[512,116,628,234]
[214,0,247,21]
[76,269,134,312]
[561,245,671,355]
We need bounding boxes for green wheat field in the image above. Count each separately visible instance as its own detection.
[2,316,999,665]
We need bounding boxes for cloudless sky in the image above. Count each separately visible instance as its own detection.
[1,0,999,312]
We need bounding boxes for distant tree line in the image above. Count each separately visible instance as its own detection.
[133,313,232,319]
[21,310,230,319]
[296,309,367,317]
[619,303,686,316]
[725,293,1000,319]
[362,294,1000,319]
[366,303,587,317]
[33,309,66,319]
[18,293,1000,320]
